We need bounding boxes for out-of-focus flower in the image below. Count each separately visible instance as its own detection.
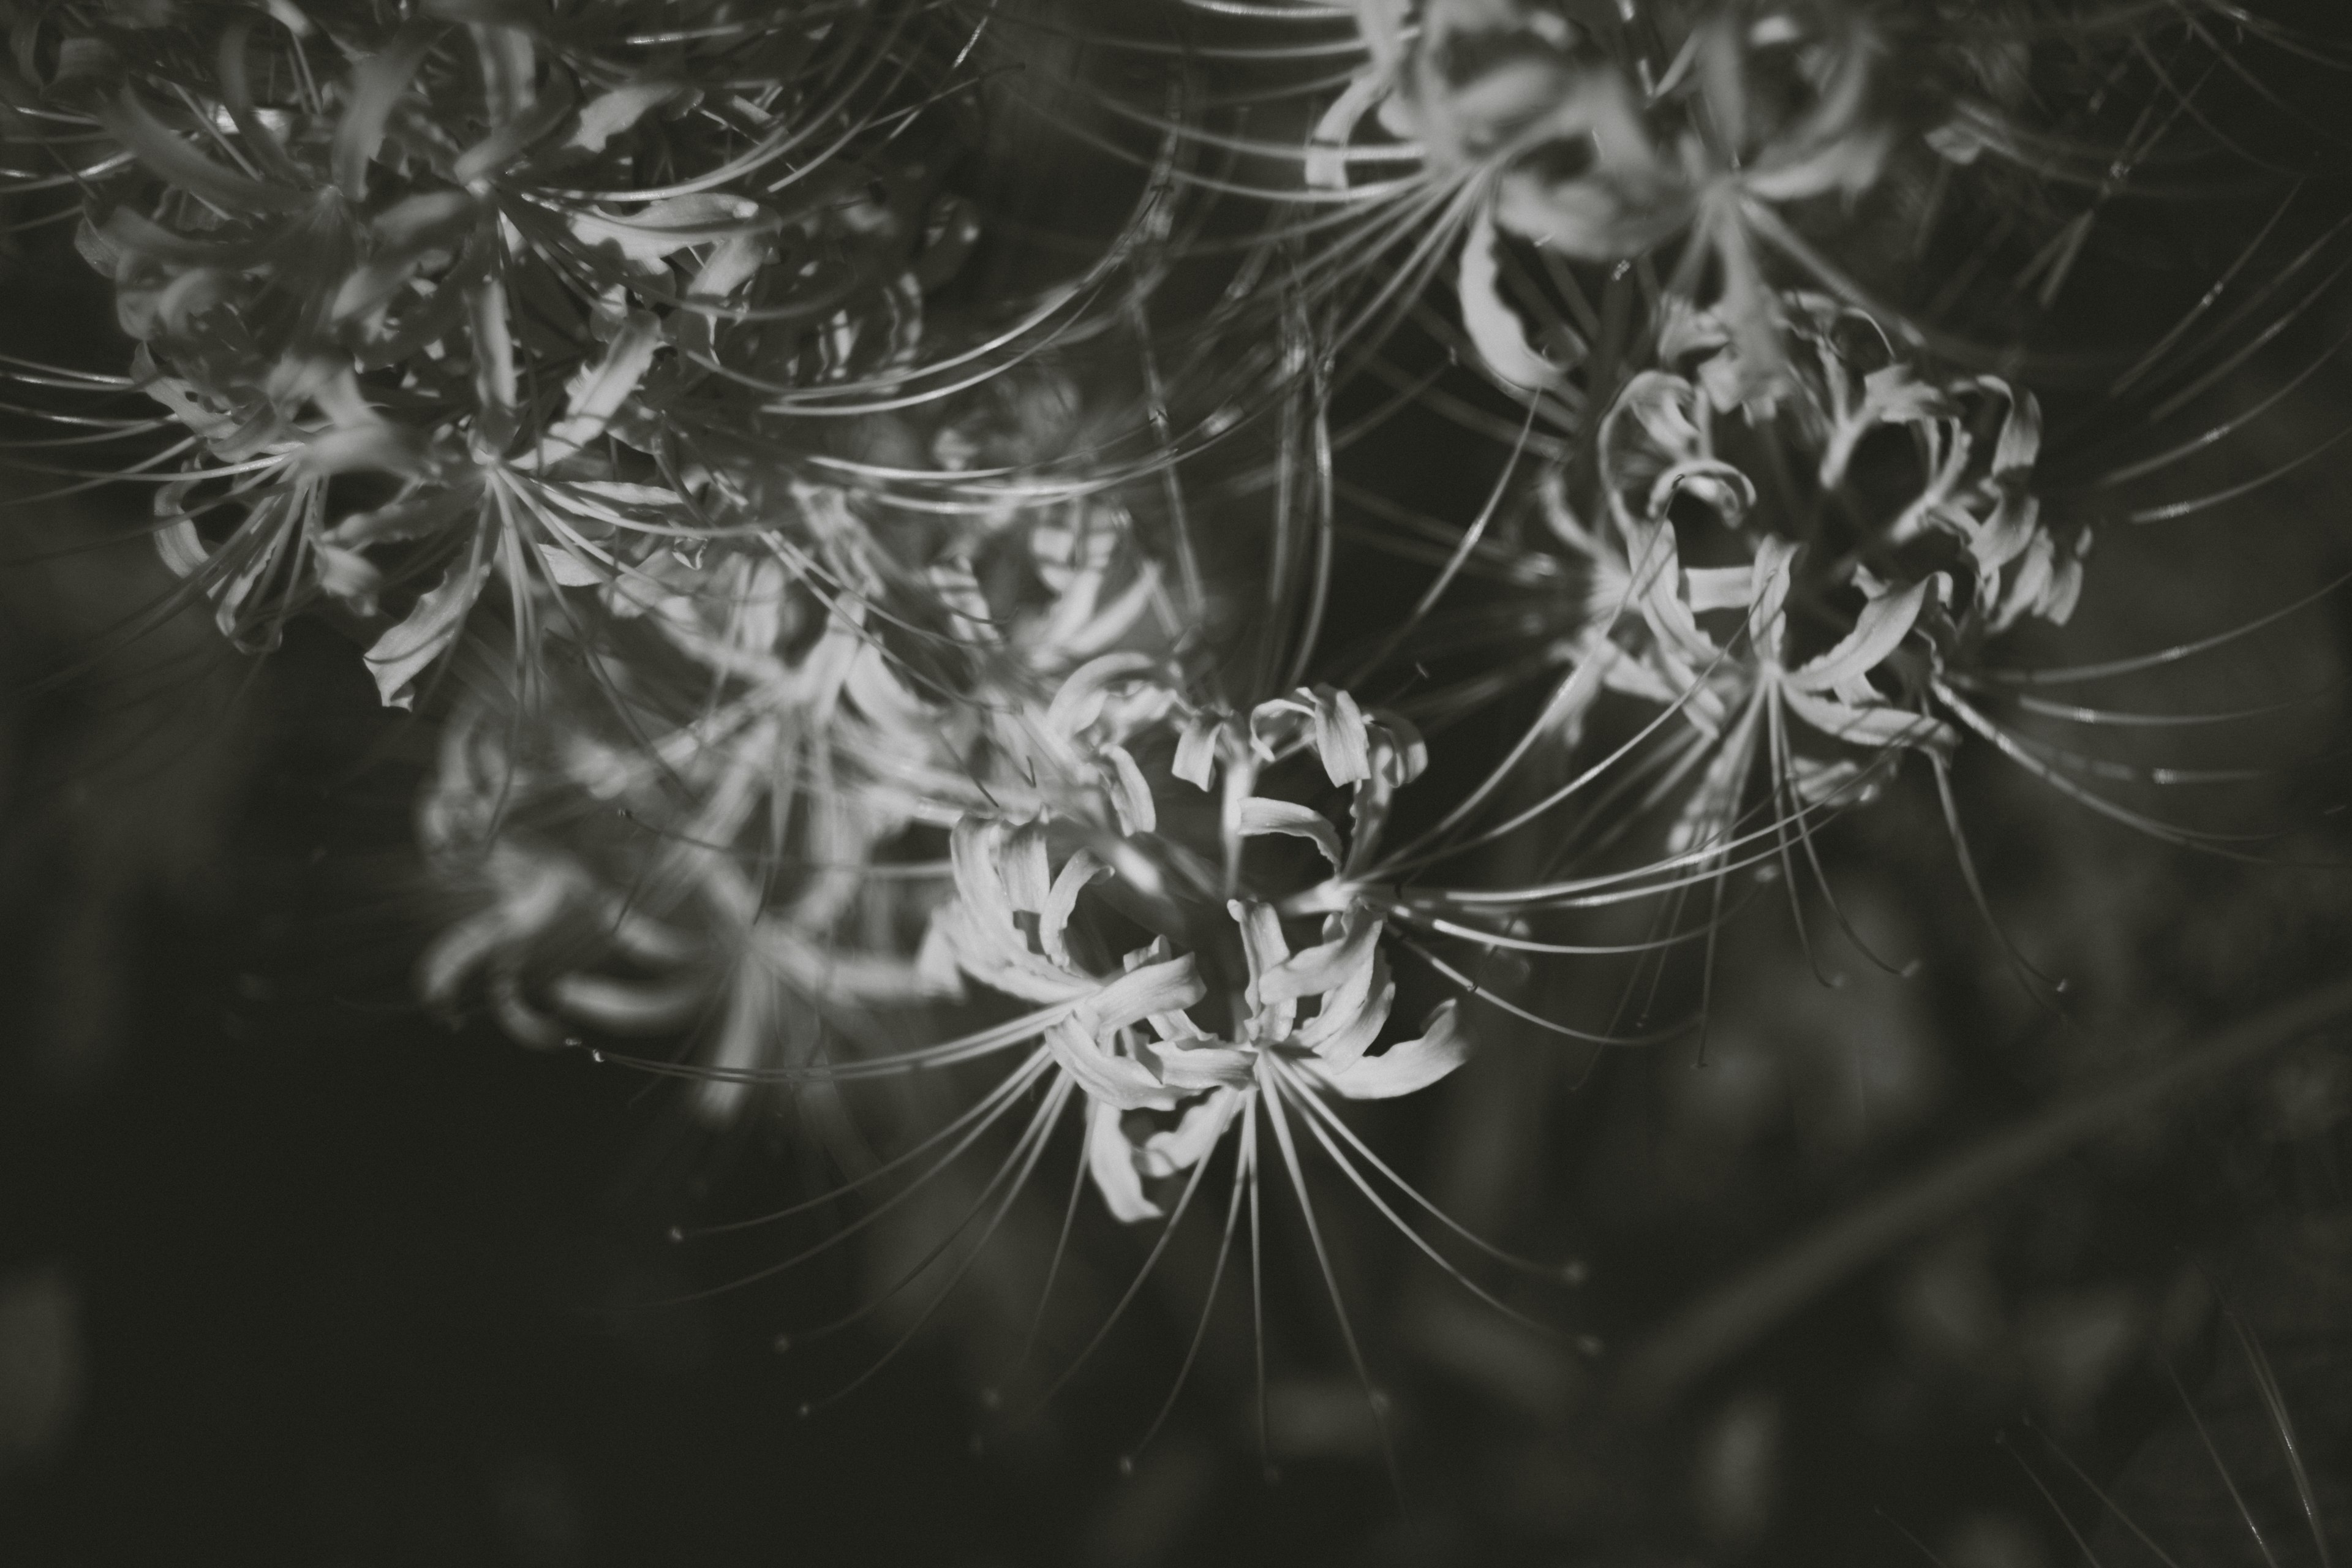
[1319,1,1897,379]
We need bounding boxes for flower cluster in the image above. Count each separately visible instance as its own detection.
[8,0,1027,687]
[7,0,2332,1460]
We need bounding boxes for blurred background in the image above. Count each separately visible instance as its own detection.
[5,31,2352,1567]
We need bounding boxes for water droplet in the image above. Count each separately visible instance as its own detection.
[1576,1334,1605,1357]
[665,1224,685,1243]
[1559,1259,1589,1286]
[563,1037,583,1050]
[589,1050,605,1064]
[1117,1455,1135,1477]
[795,1401,813,1419]
[977,1387,1001,1411]
[771,1333,791,1354]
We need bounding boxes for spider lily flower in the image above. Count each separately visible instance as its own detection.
[15,0,992,699]
[414,624,962,1114]
[923,815,1243,1112]
[1343,291,2080,969]
[1316,1,1896,382]
[139,350,425,649]
[1085,895,1471,1225]
[904,657,1471,1229]
[407,480,1016,1084]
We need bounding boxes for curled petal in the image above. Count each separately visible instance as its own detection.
[1087,1098,1163,1223]
[1157,1043,1257,1093]
[1102,744,1156,835]
[1297,948,1395,1070]
[1142,1089,1240,1178]
[366,553,490,710]
[569,80,682,154]
[1126,938,1209,1044]
[1039,850,1107,969]
[524,312,663,468]
[1230,899,1296,1040]
[1260,904,1383,1011]
[1173,714,1227,790]
[1306,68,1393,192]
[1787,574,1929,695]
[1314,1001,1471,1101]
[1051,1019,1174,1112]
[1045,650,1159,741]
[1988,380,2043,477]
[1238,797,1343,869]
[1003,820,1053,913]
[1458,206,1561,389]
[1079,955,1207,1039]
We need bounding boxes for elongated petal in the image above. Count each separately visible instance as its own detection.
[1079,956,1207,1038]
[1040,850,1107,968]
[1102,744,1156,835]
[1125,938,1209,1044]
[1237,797,1343,869]
[1157,1044,1257,1092]
[335,29,434,200]
[1459,206,1559,389]
[1043,650,1152,739]
[1306,69,1392,192]
[1050,1019,1174,1112]
[100,89,308,213]
[1747,536,1799,665]
[529,313,662,464]
[1229,900,1287,978]
[1141,1090,1239,1178]
[1297,946,1395,1069]
[1316,1001,1471,1101]
[1087,1098,1162,1223]
[1787,575,1927,693]
[366,553,490,709]
[1173,714,1225,790]
[1781,686,1955,755]
[1259,903,1381,1010]
[568,80,680,154]
[1684,565,1754,614]
[1988,381,2042,477]
[1302,687,1371,786]
[1667,701,1762,854]
[547,973,703,1032]
[567,194,777,263]
[1003,820,1053,913]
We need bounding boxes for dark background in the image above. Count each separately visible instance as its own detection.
[6,43,2352,1567]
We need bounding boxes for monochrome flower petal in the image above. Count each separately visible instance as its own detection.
[1313,1001,1471,1101]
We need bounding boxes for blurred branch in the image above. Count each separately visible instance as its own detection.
[1616,974,2352,1414]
